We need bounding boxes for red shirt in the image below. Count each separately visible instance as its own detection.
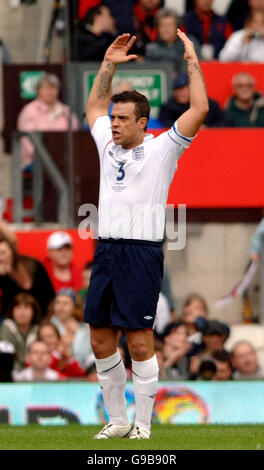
[44,258,82,293]
[50,351,85,378]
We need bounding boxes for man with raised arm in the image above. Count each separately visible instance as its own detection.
[85,31,208,439]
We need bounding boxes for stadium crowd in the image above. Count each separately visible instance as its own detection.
[1,0,264,383]
[1,221,264,383]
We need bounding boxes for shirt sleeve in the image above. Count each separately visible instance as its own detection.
[154,120,196,163]
[91,115,113,160]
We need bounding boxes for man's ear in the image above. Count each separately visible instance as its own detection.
[138,117,148,130]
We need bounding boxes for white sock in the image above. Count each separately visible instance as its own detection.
[132,355,159,431]
[95,350,128,426]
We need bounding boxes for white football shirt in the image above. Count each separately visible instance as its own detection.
[91,115,195,241]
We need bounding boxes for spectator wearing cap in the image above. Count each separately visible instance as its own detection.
[189,320,230,378]
[145,9,201,73]
[44,231,82,293]
[48,288,93,368]
[17,73,79,170]
[182,0,233,59]
[159,73,232,128]
[0,236,54,320]
[231,340,264,380]
[13,341,66,382]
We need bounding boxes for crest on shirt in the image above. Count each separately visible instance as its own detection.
[108,150,114,158]
[132,146,144,161]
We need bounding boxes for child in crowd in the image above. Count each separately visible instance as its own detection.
[38,321,85,378]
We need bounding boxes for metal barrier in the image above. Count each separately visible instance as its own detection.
[12,131,69,225]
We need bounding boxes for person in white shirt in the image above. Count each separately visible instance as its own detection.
[219,11,264,62]
[13,341,62,382]
[85,31,208,440]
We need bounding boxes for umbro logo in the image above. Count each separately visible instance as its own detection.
[144,316,153,320]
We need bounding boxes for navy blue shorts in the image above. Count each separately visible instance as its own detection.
[84,238,164,329]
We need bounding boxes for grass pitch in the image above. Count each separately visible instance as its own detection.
[0,424,264,450]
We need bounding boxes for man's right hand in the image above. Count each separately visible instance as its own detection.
[104,33,138,64]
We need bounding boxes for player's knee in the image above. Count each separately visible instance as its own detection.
[90,337,114,358]
[129,340,150,361]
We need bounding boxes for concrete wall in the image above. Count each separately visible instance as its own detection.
[164,223,259,325]
[0,0,63,63]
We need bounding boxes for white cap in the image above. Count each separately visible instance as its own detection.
[47,231,73,250]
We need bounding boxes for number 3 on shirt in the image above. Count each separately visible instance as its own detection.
[117,162,126,181]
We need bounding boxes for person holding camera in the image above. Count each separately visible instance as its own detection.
[219,11,264,62]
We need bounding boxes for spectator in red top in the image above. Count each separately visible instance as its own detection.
[182,0,233,58]
[38,321,85,378]
[133,0,162,52]
[44,231,82,293]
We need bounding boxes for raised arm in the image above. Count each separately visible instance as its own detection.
[176,29,209,137]
[86,34,137,130]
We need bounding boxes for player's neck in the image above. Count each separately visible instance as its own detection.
[121,134,145,150]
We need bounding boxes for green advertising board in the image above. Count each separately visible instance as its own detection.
[20,71,44,99]
[83,68,168,119]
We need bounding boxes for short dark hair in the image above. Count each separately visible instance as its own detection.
[111,90,150,131]
[84,5,105,25]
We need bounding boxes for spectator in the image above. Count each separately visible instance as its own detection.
[104,0,135,36]
[49,288,93,367]
[145,9,201,73]
[227,0,264,32]
[0,236,55,320]
[159,73,232,128]
[231,340,264,379]
[38,321,85,378]
[182,0,233,58]
[0,341,15,382]
[212,350,233,380]
[219,11,264,62]
[0,221,17,248]
[154,339,167,380]
[224,73,264,127]
[13,341,65,381]
[0,293,41,371]
[134,0,162,52]
[79,261,93,304]
[44,231,82,293]
[73,5,116,61]
[162,322,191,379]
[195,357,217,380]
[17,73,78,170]
[249,217,264,261]
[179,292,209,356]
[189,320,230,378]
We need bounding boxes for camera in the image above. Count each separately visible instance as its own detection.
[250,31,263,39]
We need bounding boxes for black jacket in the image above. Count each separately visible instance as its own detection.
[159,97,233,128]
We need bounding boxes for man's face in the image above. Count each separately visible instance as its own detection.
[203,334,225,352]
[249,0,264,11]
[98,6,115,33]
[215,361,232,380]
[233,76,255,102]
[48,245,73,267]
[173,86,190,104]
[232,343,258,375]
[195,0,213,13]
[38,82,58,106]
[111,102,147,148]
[140,0,160,11]
[27,342,51,371]
[158,16,178,43]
